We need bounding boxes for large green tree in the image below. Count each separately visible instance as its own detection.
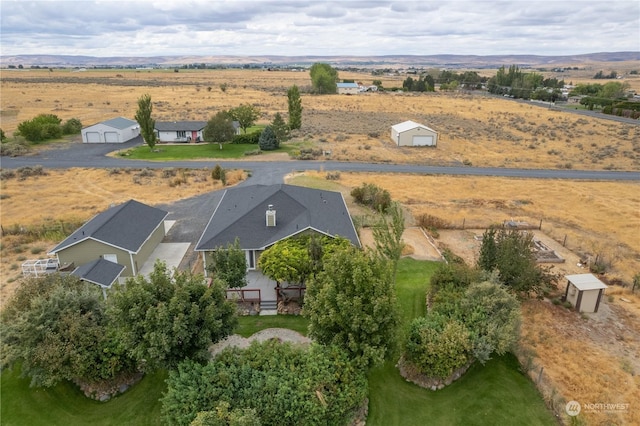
[258,235,351,286]
[229,104,260,134]
[477,228,556,298]
[286,85,302,129]
[206,238,248,288]
[203,111,236,150]
[0,274,133,387]
[162,341,367,426]
[107,262,236,371]
[135,94,158,150]
[309,63,338,94]
[304,246,399,369]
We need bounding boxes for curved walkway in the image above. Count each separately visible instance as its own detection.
[209,328,312,357]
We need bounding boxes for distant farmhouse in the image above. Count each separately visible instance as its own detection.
[82,117,140,143]
[391,120,438,147]
[155,120,241,143]
[337,82,359,95]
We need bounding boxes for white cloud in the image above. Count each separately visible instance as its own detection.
[0,0,638,57]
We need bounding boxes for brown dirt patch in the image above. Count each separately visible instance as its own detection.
[359,226,442,261]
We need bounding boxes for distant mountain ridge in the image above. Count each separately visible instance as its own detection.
[1,52,638,68]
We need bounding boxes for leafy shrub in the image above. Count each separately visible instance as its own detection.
[0,169,16,179]
[61,118,82,135]
[16,114,63,142]
[243,149,262,156]
[406,313,472,378]
[416,214,452,230]
[232,130,261,144]
[350,182,391,212]
[211,164,225,181]
[136,168,155,178]
[162,341,367,426]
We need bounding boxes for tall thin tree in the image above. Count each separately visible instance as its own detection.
[287,85,302,130]
[135,94,158,150]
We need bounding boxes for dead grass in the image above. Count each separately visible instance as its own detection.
[298,171,640,284]
[0,167,245,306]
[2,68,639,171]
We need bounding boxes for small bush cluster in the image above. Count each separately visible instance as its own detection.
[351,183,391,212]
[325,171,341,180]
[16,114,82,142]
[161,168,177,178]
[0,139,31,157]
[295,147,322,160]
[211,164,226,185]
[13,165,47,180]
[243,149,262,156]
[232,131,261,144]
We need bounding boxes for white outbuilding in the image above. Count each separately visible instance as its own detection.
[391,120,438,147]
[82,117,140,143]
[563,274,608,313]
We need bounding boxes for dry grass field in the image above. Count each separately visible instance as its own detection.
[1,64,639,424]
[1,67,639,171]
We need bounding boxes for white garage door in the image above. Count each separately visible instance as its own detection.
[85,132,101,143]
[104,132,119,143]
[412,135,434,146]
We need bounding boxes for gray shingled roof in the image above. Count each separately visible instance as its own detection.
[101,117,138,130]
[49,200,168,254]
[72,258,125,288]
[155,121,207,132]
[196,184,360,251]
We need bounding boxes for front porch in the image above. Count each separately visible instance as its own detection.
[225,271,305,316]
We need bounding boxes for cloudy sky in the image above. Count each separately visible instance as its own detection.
[1,0,638,57]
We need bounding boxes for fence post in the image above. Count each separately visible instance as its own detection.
[462,218,465,230]
[537,366,544,384]
[539,218,543,230]
[562,235,567,247]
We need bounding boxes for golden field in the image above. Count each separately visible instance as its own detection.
[1,64,640,424]
[1,67,639,171]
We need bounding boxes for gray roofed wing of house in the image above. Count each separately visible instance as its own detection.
[155,121,207,132]
[195,184,360,251]
[71,258,125,288]
[49,199,168,254]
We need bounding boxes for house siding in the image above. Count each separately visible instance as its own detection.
[396,127,438,146]
[157,130,204,143]
[132,221,166,274]
[82,123,139,143]
[56,240,132,275]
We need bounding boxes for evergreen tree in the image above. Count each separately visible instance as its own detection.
[258,126,278,151]
[270,112,289,143]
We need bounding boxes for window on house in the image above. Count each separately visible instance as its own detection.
[177,131,186,138]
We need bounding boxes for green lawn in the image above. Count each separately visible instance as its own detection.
[367,354,555,426]
[0,259,554,425]
[120,143,262,160]
[0,368,167,426]
[235,314,309,337]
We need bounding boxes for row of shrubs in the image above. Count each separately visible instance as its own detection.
[0,165,47,180]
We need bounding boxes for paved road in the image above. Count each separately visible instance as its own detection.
[2,137,640,182]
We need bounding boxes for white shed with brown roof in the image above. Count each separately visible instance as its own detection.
[564,273,608,313]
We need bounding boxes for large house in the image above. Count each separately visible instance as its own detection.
[81,117,140,143]
[195,184,360,272]
[195,184,360,313]
[48,200,169,287]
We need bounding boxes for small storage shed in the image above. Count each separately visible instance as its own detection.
[564,274,608,313]
[391,120,438,147]
[337,82,359,95]
[82,117,140,143]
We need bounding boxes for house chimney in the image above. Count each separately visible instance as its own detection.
[266,204,276,227]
